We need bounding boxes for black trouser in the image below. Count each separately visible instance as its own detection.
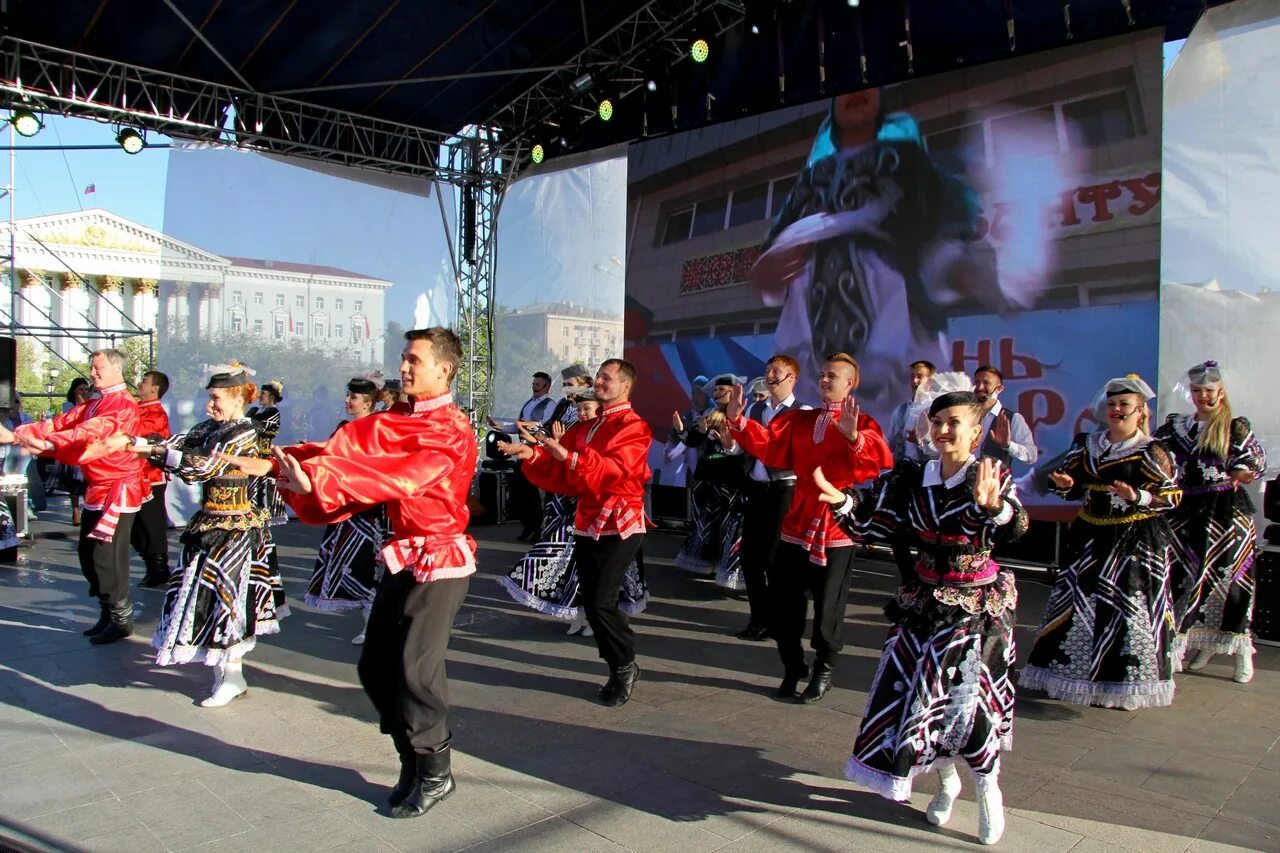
[576,534,643,669]
[508,463,542,532]
[77,508,135,605]
[740,479,795,626]
[772,542,857,675]
[130,484,170,579]
[358,571,470,755]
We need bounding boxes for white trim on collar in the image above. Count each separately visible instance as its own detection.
[99,382,128,396]
[411,393,454,414]
[601,402,632,417]
[923,456,977,489]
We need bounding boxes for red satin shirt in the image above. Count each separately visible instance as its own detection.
[136,399,171,486]
[730,401,892,565]
[281,392,478,583]
[522,401,652,538]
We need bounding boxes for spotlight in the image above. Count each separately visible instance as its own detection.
[116,127,145,154]
[597,98,614,122]
[9,108,42,138]
[531,143,545,165]
[570,72,597,96]
[848,0,860,6]
[646,79,658,93]
[750,24,760,35]
[690,38,710,63]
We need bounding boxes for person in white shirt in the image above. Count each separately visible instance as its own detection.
[722,354,809,641]
[972,365,1038,468]
[489,372,556,540]
[885,360,935,463]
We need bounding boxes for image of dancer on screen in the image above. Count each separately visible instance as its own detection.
[751,88,1054,410]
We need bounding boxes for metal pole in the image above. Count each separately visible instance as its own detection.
[8,120,16,339]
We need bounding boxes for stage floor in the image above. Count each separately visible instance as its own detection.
[1,498,1276,852]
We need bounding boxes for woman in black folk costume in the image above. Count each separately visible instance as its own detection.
[1153,360,1268,683]
[817,390,1027,847]
[674,375,749,585]
[305,373,389,645]
[247,380,288,526]
[499,390,649,636]
[1020,375,1182,710]
[88,363,288,707]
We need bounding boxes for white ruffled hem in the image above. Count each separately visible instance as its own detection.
[151,615,285,667]
[843,750,1005,803]
[1018,667,1175,709]
[496,576,650,621]
[1183,627,1255,657]
[303,594,372,614]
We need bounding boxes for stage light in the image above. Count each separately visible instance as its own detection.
[117,127,145,154]
[646,79,658,93]
[9,108,42,137]
[690,38,709,63]
[570,72,597,96]
[750,24,760,34]
[848,0,860,7]
[531,143,545,165]
[597,98,614,122]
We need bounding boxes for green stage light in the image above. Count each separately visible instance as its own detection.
[690,38,710,63]
[598,98,614,121]
[531,143,545,164]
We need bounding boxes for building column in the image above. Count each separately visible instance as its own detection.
[18,269,43,330]
[205,283,223,338]
[195,286,210,341]
[133,278,159,332]
[96,275,126,350]
[166,281,189,341]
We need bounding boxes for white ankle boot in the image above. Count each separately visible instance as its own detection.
[926,763,962,826]
[201,659,248,707]
[567,614,588,636]
[1234,652,1254,683]
[974,769,1005,845]
[352,609,371,645]
[1188,649,1215,671]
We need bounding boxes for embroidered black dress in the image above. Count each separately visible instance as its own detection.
[1020,432,1181,708]
[675,425,747,583]
[1153,414,1268,659]
[246,404,288,525]
[150,418,288,666]
[836,458,1027,800]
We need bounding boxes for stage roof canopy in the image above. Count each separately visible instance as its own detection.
[1,0,1216,178]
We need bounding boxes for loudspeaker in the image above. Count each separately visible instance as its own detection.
[0,336,15,409]
[1254,547,1280,643]
[472,468,510,525]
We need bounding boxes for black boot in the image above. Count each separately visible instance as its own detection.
[83,601,110,637]
[387,734,416,808]
[600,662,640,707]
[90,601,134,646]
[776,665,809,699]
[139,560,170,588]
[390,748,456,819]
[798,659,833,704]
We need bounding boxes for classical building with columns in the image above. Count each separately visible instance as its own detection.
[1,208,390,365]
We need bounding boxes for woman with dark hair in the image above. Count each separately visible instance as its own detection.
[305,373,389,644]
[1020,375,1182,709]
[88,362,287,707]
[816,389,1026,846]
[247,380,288,525]
[53,377,92,525]
[1154,360,1267,683]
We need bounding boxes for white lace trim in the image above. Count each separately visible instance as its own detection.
[1019,667,1175,708]
[1183,627,1255,657]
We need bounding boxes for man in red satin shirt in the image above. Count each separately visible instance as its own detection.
[132,370,172,588]
[500,358,652,708]
[253,328,477,820]
[0,349,150,644]
[727,352,892,704]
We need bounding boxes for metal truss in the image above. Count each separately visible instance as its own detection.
[0,37,494,183]
[488,0,744,171]
[445,128,506,426]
